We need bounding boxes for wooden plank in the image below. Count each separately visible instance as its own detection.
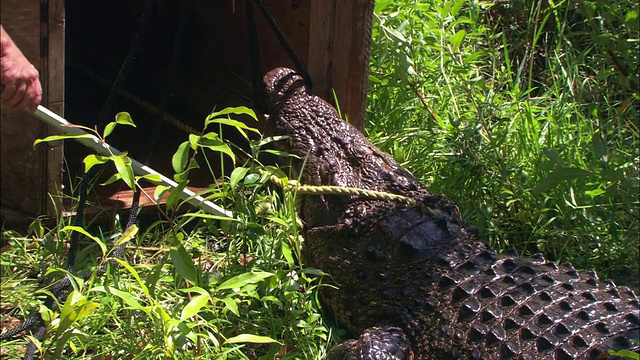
[308,0,374,131]
[45,0,66,216]
[331,0,374,131]
[0,0,65,221]
[1,0,48,219]
[307,0,335,100]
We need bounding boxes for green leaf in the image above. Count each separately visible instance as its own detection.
[533,168,592,195]
[165,181,187,209]
[206,106,258,122]
[220,296,239,317]
[607,349,639,360]
[114,225,138,246]
[115,112,136,127]
[33,134,97,148]
[89,286,142,309]
[101,172,122,186]
[449,30,467,51]
[585,187,606,197]
[111,154,135,190]
[217,271,274,291]
[229,167,249,189]
[181,293,211,320]
[172,141,191,174]
[136,173,162,184]
[188,133,202,149]
[110,257,150,298]
[103,122,117,138]
[197,133,236,163]
[154,184,172,201]
[60,225,107,256]
[224,333,280,345]
[281,240,294,267]
[170,243,198,284]
[56,291,99,340]
[83,154,110,173]
[374,0,393,13]
[592,136,607,161]
[178,213,241,222]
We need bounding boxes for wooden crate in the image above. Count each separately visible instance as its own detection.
[1,0,374,226]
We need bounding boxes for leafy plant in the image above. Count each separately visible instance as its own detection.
[3,106,329,359]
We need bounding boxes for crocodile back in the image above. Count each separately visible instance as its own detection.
[303,200,639,360]
[418,246,640,359]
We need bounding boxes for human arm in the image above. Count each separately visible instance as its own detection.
[1,25,42,112]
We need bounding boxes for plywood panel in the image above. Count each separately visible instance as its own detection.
[0,0,64,220]
[308,0,374,130]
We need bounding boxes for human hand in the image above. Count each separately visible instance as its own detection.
[1,26,42,112]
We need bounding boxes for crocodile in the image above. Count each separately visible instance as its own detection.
[262,67,640,360]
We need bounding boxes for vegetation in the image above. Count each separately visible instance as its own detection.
[1,0,638,358]
[368,0,639,285]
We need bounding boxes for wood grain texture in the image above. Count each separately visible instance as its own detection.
[2,0,48,219]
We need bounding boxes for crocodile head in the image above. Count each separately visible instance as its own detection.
[263,67,448,227]
[263,67,426,195]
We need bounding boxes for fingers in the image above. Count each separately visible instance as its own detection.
[27,80,42,112]
[1,68,42,112]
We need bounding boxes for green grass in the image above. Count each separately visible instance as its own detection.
[2,0,639,358]
[367,0,639,285]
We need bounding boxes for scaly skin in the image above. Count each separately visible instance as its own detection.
[263,67,640,360]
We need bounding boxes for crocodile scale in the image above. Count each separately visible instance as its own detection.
[262,67,640,360]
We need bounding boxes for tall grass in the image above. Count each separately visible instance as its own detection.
[367,0,639,285]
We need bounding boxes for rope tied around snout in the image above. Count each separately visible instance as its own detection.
[267,173,418,206]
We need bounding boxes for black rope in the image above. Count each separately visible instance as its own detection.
[0,168,95,342]
[252,0,313,90]
[15,182,139,360]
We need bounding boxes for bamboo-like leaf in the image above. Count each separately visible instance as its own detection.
[206,106,258,122]
[101,173,121,186]
[60,226,107,256]
[136,173,162,184]
[197,133,236,163]
[110,257,150,299]
[533,167,592,195]
[170,244,198,284]
[154,184,172,201]
[224,333,280,345]
[114,225,138,246]
[89,286,142,309]
[219,296,239,317]
[33,134,97,148]
[450,30,467,51]
[181,293,211,320]
[217,271,274,291]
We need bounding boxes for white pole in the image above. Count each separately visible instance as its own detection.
[34,105,235,219]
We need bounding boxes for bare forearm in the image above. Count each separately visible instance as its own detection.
[0,25,42,112]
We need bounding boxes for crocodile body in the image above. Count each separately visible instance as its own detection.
[262,67,640,360]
